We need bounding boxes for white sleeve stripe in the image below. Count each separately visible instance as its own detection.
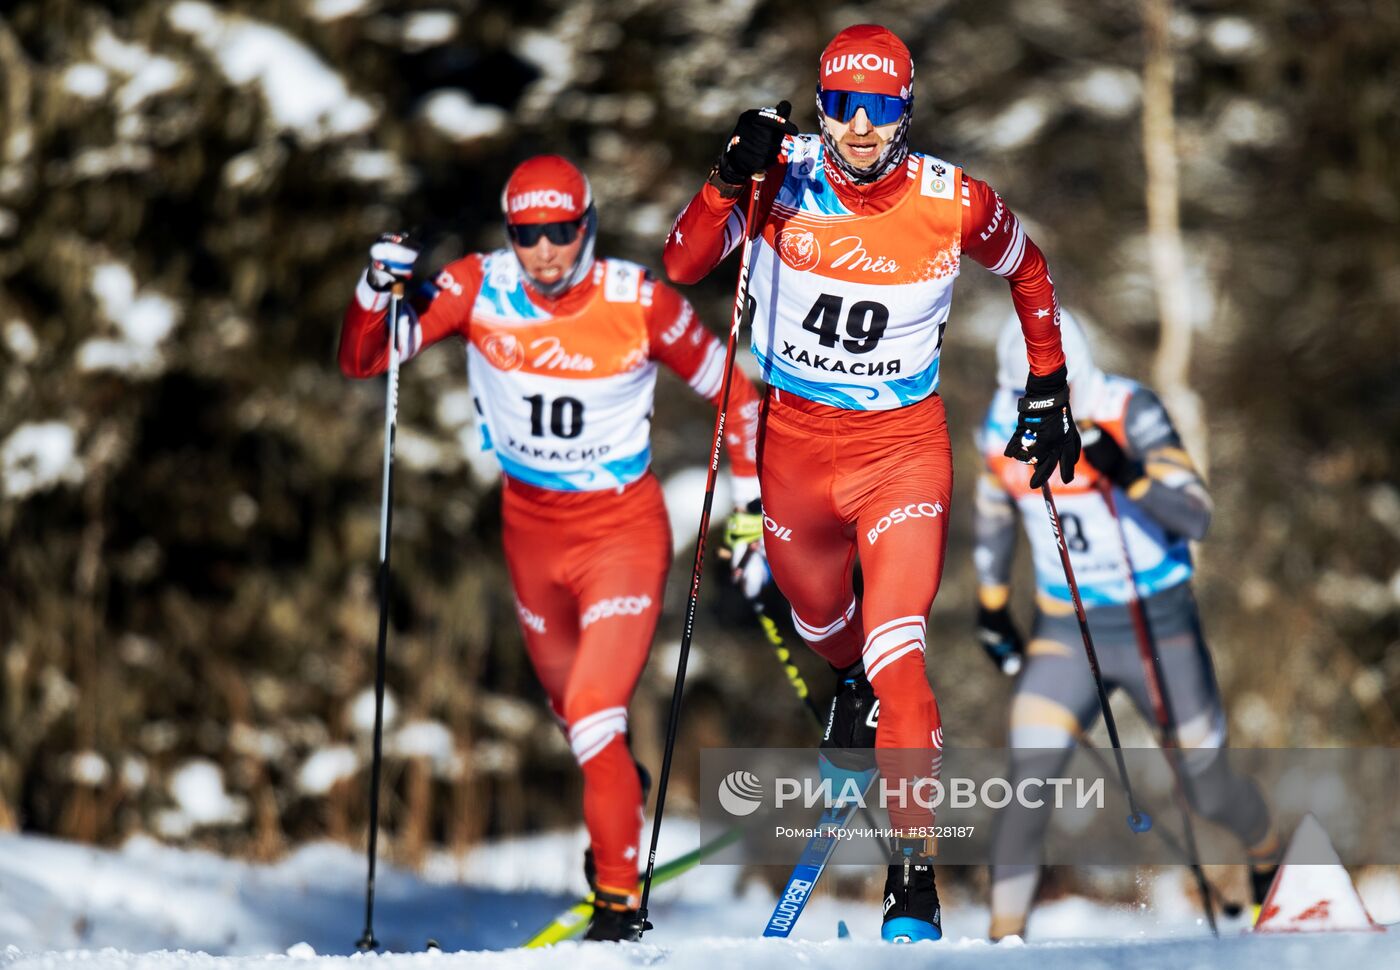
[355,272,390,312]
[722,206,746,260]
[687,341,725,398]
[989,218,1027,277]
[688,344,723,398]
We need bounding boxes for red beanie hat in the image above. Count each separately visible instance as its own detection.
[500,155,593,225]
[819,24,914,98]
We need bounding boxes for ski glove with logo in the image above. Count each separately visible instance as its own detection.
[1005,365,1081,489]
[716,101,798,185]
[722,500,771,600]
[1081,424,1141,490]
[975,605,1025,676]
[366,231,419,292]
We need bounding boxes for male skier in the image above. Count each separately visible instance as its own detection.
[339,155,760,941]
[667,24,1080,941]
[975,313,1279,939]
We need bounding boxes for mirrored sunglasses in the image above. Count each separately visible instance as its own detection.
[818,88,910,126]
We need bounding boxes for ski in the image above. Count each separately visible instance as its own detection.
[761,766,878,938]
[520,826,742,947]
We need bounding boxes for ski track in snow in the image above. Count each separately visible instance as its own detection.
[0,827,1395,969]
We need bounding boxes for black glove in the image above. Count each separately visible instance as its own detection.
[1081,424,1140,489]
[975,605,1025,676]
[716,101,798,185]
[366,231,419,293]
[1004,365,1082,489]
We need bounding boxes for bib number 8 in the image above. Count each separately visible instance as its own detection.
[1060,512,1090,552]
[801,293,888,354]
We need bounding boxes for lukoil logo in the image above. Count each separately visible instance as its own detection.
[658,302,694,346]
[717,770,764,817]
[508,189,576,213]
[824,54,901,78]
[516,599,546,634]
[763,514,793,542]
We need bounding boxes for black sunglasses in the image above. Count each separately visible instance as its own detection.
[508,219,584,247]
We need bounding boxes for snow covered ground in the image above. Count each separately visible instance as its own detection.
[0,824,1395,968]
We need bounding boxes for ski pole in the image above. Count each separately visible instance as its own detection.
[356,281,405,951]
[1076,734,1241,916]
[635,171,768,939]
[752,597,825,723]
[1097,479,1218,935]
[1037,482,1152,834]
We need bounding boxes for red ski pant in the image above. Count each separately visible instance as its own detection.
[501,473,672,899]
[757,390,951,833]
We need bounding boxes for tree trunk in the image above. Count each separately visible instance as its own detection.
[1142,0,1209,473]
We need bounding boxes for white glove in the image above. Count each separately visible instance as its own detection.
[367,231,419,292]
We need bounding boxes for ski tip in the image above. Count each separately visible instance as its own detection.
[837,920,850,939]
[425,938,441,950]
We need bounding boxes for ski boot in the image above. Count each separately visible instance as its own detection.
[818,663,878,789]
[882,837,942,943]
[584,888,643,942]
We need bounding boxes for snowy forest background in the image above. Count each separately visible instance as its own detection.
[0,0,1397,906]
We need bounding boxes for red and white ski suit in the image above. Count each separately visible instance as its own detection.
[664,136,1064,831]
[340,252,759,899]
